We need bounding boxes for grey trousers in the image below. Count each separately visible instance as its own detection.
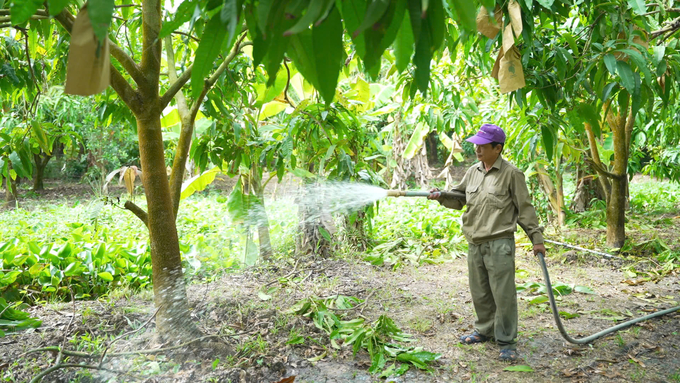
[467,237,517,349]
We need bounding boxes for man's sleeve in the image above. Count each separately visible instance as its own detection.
[511,170,544,244]
[439,168,469,210]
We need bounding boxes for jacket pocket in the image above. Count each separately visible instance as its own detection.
[488,186,510,209]
[466,185,480,205]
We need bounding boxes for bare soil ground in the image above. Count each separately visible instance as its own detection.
[1,179,679,383]
[1,246,678,383]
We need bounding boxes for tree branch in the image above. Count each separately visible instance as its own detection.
[586,159,625,180]
[123,200,148,227]
[651,16,680,39]
[160,64,192,109]
[140,0,162,96]
[168,35,251,217]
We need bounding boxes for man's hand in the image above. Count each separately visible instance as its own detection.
[428,188,441,200]
[533,243,546,256]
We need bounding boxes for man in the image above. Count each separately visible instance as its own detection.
[429,123,546,362]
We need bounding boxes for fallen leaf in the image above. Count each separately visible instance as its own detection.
[628,354,646,368]
[273,377,296,383]
[503,365,534,372]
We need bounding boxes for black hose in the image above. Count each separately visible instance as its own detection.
[537,252,680,344]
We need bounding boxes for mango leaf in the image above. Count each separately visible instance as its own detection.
[227,178,247,224]
[394,12,414,73]
[220,0,241,49]
[337,0,367,58]
[88,0,115,44]
[603,54,617,77]
[535,0,554,9]
[159,0,196,39]
[260,101,288,120]
[180,167,221,201]
[503,365,534,372]
[30,121,50,154]
[616,61,635,93]
[541,126,554,161]
[312,6,345,104]
[353,0,390,38]
[192,13,228,99]
[48,0,71,16]
[577,103,601,138]
[403,122,430,159]
[284,0,329,35]
[574,285,595,294]
[10,0,43,25]
[244,236,258,266]
[627,0,646,15]
[448,0,476,31]
[528,295,548,304]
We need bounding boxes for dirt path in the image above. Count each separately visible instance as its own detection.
[2,244,678,382]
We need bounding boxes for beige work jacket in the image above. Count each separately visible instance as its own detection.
[440,155,544,245]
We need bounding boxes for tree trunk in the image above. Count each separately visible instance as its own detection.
[33,153,51,191]
[297,181,333,257]
[136,111,199,340]
[5,160,17,203]
[571,166,606,213]
[426,132,438,165]
[342,210,368,251]
[536,164,565,227]
[390,116,432,190]
[248,169,273,261]
[605,103,632,248]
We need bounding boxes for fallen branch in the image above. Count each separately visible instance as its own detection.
[264,259,300,287]
[98,304,162,367]
[29,363,135,383]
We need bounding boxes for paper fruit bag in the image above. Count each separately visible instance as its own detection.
[65,6,110,96]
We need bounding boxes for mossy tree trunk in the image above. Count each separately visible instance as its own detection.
[33,153,51,191]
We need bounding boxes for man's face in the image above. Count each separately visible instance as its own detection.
[475,143,502,164]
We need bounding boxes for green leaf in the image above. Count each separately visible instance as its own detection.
[180,167,221,200]
[192,13,228,99]
[601,82,618,103]
[313,6,344,105]
[319,226,332,242]
[220,0,241,50]
[541,126,554,161]
[394,12,414,73]
[30,121,50,154]
[363,0,406,74]
[535,0,554,9]
[98,271,114,282]
[353,0,390,38]
[616,61,635,93]
[227,178,247,225]
[284,0,329,36]
[159,1,196,39]
[403,122,430,159]
[577,103,601,138]
[88,0,115,43]
[337,0,367,58]
[574,285,595,294]
[48,0,71,17]
[260,101,288,120]
[413,19,432,94]
[652,46,665,66]
[503,365,534,372]
[10,0,43,25]
[627,0,646,15]
[603,54,617,77]
[528,295,548,304]
[448,0,476,31]
[288,30,319,89]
